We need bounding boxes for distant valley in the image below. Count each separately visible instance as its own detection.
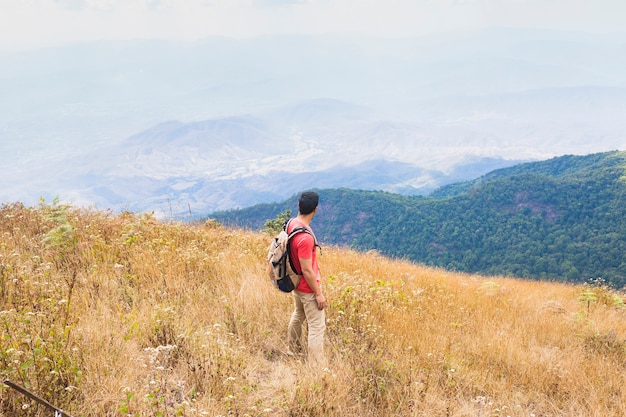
[37,99,528,217]
[1,29,625,216]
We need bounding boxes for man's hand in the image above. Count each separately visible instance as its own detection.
[316,293,327,310]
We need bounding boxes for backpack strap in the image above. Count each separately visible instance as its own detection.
[284,218,320,275]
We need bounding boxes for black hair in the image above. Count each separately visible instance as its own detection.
[298,191,319,215]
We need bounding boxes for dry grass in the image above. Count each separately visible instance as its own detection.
[1,201,625,416]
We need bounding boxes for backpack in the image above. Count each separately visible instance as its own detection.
[266,219,315,293]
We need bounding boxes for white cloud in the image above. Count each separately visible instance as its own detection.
[0,0,624,51]
[253,0,310,6]
[53,0,87,11]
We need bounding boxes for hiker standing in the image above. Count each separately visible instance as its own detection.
[287,191,327,365]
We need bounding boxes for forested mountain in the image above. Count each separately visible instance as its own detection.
[209,151,626,287]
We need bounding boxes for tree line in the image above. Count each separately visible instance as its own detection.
[209,151,626,288]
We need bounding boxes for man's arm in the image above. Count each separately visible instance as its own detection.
[299,256,326,310]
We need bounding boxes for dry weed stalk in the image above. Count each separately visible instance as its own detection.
[0,202,625,416]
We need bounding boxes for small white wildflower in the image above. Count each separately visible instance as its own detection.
[472,396,486,405]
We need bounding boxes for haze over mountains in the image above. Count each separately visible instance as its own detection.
[1,28,625,217]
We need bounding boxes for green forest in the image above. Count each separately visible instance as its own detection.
[210,151,626,288]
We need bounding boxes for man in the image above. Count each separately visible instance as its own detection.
[287,191,327,365]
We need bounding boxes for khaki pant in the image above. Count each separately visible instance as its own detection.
[288,290,326,365]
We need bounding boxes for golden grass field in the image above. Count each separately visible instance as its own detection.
[1,201,625,416]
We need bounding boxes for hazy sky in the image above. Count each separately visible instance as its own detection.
[1,0,624,50]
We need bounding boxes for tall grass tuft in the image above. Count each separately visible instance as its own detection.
[1,201,625,416]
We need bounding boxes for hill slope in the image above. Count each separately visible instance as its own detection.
[210,151,626,287]
[1,202,626,416]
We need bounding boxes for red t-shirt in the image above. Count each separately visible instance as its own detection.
[287,219,320,293]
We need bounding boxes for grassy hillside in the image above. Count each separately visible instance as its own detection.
[210,151,626,287]
[1,201,626,416]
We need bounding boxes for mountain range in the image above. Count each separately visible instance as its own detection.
[209,151,626,288]
[1,29,625,216]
